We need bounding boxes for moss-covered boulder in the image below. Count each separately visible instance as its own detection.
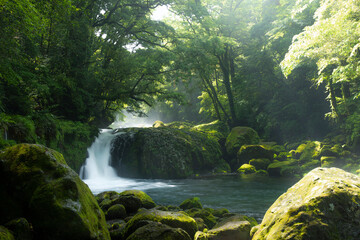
[124,209,198,239]
[252,167,360,240]
[0,144,110,240]
[267,159,299,177]
[180,197,203,210]
[126,221,192,240]
[111,127,229,179]
[237,145,274,167]
[4,218,32,240]
[0,226,15,240]
[106,204,127,220]
[152,121,165,128]
[194,215,253,240]
[225,127,260,157]
[237,164,256,174]
[249,158,271,171]
[185,208,217,229]
[96,190,155,214]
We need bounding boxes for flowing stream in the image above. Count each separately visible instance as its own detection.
[80,114,296,221]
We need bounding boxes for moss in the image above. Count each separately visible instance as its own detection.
[267,159,299,177]
[119,190,156,209]
[212,208,229,218]
[252,168,360,240]
[237,164,256,174]
[180,197,203,210]
[152,120,165,128]
[185,208,217,229]
[0,226,15,240]
[4,218,32,240]
[124,209,198,239]
[114,126,228,179]
[249,158,271,170]
[0,144,110,240]
[237,145,274,167]
[106,204,127,220]
[225,127,260,156]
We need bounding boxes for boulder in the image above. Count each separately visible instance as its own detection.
[96,190,156,214]
[126,221,191,240]
[237,145,274,166]
[0,226,15,240]
[105,204,127,220]
[252,167,360,240]
[152,121,165,128]
[194,215,253,240]
[185,208,217,229]
[0,144,110,240]
[124,209,198,239]
[225,127,260,156]
[180,197,203,210]
[111,127,229,179]
[267,159,299,177]
[237,164,256,174]
[4,218,32,240]
[249,158,271,170]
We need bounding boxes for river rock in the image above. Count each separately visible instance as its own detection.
[252,167,360,239]
[180,197,203,210]
[4,218,33,240]
[194,214,253,240]
[111,127,229,178]
[0,144,110,240]
[225,127,260,156]
[123,209,198,239]
[237,145,274,166]
[0,226,15,240]
[126,221,192,240]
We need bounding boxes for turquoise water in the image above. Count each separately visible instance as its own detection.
[85,175,296,222]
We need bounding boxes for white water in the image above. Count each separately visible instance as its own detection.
[80,112,174,193]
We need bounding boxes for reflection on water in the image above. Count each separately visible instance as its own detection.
[83,175,296,222]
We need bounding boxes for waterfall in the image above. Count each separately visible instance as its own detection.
[80,129,119,180]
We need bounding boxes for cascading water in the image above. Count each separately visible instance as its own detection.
[80,129,119,180]
[80,112,173,194]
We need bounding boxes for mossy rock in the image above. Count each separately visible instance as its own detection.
[4,218,32,240]
[320,156,340,168]
[185,208,217,229]
[111,127,228,179]
[0,144,110,240]
[123,209,198,239]
[267,159,299,177]
[237,164,256,174]
[300,159,320,173]
[152,120,165,128]
[126,221,191,240]
[225,127,260,157]
[106,204,127,220]
[236,145,274,169]
[0,226,14,240]
[194,214,253,240]
[249,158,271,170]
[212,208,230,218]
[254,170,269,176]
[118,190,156,211]
[252,168,360,240]
[192,120,230,141]
[295,141,322,162]
[180,197,203,210]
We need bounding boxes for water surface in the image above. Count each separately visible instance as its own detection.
[84,175,296,222]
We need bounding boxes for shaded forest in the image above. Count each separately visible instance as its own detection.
[1,0,360,164]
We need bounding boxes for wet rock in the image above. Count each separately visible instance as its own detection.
[237,164,256,174]
[185,208,217,229]
[106,204,127,220]
[180,197,203,210]
[4,218,32,240]
[194,214,253,240]
[123,209,198,239]
[126,221,191,240]
[225,127,260,156]
[0,144,110,240]
[252,167,360,240]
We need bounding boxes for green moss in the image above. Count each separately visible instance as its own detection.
[237,164,256,174]
[0,226,15,240]
[225,127,260,156]
[185,208,217,229]
[267,159,299,177]
[124,209,198,239]
[106,204,127,220]
[237,145,274,167]
[249,158,271,170]
[119,190,156,209]
[180,197,203,210]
